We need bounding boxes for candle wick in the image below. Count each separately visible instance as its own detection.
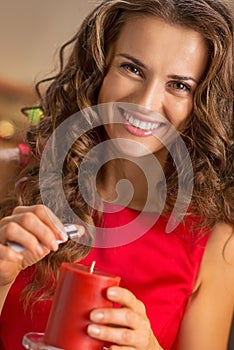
[90,261,96,274]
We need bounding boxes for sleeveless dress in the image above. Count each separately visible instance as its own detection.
[0,204,210,350]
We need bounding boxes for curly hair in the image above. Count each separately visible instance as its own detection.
[1,0,233,305]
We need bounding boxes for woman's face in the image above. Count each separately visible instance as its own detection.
[98,15,208,157]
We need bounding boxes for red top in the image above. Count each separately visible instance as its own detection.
[0,204,210,350]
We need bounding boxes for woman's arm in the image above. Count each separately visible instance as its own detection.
[175,222,234,350]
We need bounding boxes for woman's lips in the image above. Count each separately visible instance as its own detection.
[118,107,166,137]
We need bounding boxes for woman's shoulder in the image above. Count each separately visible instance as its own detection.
[204,222,234,264]
[194,221,234,296]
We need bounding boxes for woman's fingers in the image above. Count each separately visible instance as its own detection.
[90,307,141,329]
[3,220,58,252]
[107,287,147,316]
[0,243,49,286]
[89,306,150,347]
[1,216,61,253]
[87,321,151,348]
[0,205,84,254]
[89,287,148,331]
[87,323,137,346]
[88,287,158,349]
[12,205,66,239]
[0,243,23,263]
[20,245,50,268]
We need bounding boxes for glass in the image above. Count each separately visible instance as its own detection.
[22,332,110,350]
[22,332,63,350]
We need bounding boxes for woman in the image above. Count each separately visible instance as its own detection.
[0,0,233,349]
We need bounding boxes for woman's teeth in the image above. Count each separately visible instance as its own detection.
[123,111,161,131]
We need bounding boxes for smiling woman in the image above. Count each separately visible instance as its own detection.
[0,1,233,350]
[97,16,208,161]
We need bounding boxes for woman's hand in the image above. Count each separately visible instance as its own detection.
[0,205,69,286]
[87,286,162,349]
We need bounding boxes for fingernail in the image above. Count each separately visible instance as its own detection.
[107,287,116,298]
[60,232,68,242]
[87,325,100,336]
[51,240,58,251]
[58,227,68,242]
[90,311,104,322]
[64,224,80,241]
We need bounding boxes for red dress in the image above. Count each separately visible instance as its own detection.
[0,204,210,350]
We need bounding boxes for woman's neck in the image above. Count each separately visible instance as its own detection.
[96,147,168,212]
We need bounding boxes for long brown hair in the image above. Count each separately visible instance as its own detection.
[1,0,233,305]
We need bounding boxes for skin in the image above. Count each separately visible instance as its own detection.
[0,15,233,350]
[98,16,208,159]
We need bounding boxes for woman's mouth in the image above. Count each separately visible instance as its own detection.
[119,108,165,137]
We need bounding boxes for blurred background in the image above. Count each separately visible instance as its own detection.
[0,0,95,86]
[0,0,94,134]
[0,0,94,197]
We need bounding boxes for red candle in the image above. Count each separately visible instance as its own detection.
[44,262,121,350]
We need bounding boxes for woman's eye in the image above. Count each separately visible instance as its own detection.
[120,63,142,77]
[169,81,191,92]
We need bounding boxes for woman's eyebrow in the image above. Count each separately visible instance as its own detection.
[168,74,198,84]
[116,53,147,69]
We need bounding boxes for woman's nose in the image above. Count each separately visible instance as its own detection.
[132,81,165,113]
